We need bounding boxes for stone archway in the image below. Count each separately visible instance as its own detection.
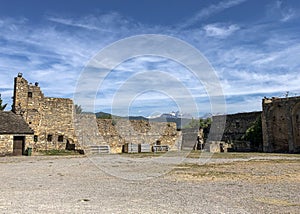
[292,102,300,152]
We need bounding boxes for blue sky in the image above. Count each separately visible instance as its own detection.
[0,0,300,117]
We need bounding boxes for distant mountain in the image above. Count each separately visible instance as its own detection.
[150,117,191,130]
[201,113,213,119]
[147,111,193,119]
[95,111,193,129]
[95,112,148,121]
[95,111,113,119]
[127,116,148,120]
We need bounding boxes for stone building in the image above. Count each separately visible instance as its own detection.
[12,73,78,151]
[262,96,300,153]
[0,111,34,155]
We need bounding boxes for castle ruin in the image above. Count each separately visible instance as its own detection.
[12,73,78,151]
[10,74,179,153]
[5,74,300,155]
[262,96,300,153]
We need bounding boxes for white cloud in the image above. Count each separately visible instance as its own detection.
[203,23,239,38]
[277,0,297,22]
[179,0,247,29]
[266,0,297,23]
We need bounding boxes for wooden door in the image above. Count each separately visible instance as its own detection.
[13,136,25,156]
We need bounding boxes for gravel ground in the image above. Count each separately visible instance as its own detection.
[0,154,299,213]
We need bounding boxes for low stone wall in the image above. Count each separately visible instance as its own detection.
[97,119,180,153]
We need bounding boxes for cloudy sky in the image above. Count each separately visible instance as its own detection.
[0,0,299,117]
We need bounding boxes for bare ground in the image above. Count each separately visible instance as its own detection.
[0,153,299,213]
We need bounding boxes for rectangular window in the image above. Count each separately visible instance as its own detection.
[34,135,38,142]
[47,134,53,142]
[28,92,33,98]
[58,135,64,142]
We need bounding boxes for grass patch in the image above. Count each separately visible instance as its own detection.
[39,149,82,156]
[119,152,164,158]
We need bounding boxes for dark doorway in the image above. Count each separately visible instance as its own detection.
[65,139,75,151]
[13,136,25,155]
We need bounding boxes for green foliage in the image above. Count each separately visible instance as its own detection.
[243,117,262,147]
[74,104,82,114]
[199,118,212,128]
[40,149,79,156]
[183,117,212,129]
[0,94,7,111]
[184,118,198,128]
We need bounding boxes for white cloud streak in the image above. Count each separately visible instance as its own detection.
[178,0,247,29]
[203,23,240,38]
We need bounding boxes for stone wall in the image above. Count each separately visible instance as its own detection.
[0,135,13,155]
[74,113,106,149]
[262,96,300,153]
[96,119,180,153]
[181,128,199,150]
[12,75,78,151]
[211,111,262,151]
[0,134,34,155]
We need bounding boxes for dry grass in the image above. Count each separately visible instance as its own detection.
[187,151,300,159]
[168,159,300,183]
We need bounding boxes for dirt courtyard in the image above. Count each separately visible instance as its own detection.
[0,152,299,213]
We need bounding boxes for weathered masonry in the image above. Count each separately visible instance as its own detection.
[12,73,78,151]
[262,96,300,153]
[96,118,179,153]
[0,111,34,155]
[74,113,180,153]
[211,111,262,152]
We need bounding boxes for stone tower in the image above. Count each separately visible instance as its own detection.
[262,96,300,153]
[12,73,78,151]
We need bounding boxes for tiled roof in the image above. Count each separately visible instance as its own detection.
[0,111,34,134]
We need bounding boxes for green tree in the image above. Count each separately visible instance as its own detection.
[184,117,212,129]
[199,118,211,129]
[74,104,82,114]
[243,117,262,149]
[0,94,7,111]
